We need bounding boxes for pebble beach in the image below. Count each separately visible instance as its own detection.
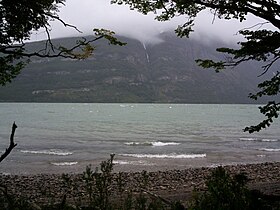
[0,161,279,206]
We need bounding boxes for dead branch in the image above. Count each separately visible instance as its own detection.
[141,188,172,205]
[0,122,18,163]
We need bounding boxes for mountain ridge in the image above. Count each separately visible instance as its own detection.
[0,32,275,103]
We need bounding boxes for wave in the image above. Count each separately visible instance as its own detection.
[120,104,134,108]
[119,153,206,159]
[239,137,258,141]
[0,172,11,176]
[257,154,266,158]
[20,149,73,156]
[51,162,78,166]
[124,141,180,147]
[208,163,229,168]
[258,148,280,152]
[239,138,279,142]
[261,139,279,142]
[113,160,154,166]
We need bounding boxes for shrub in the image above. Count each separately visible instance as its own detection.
[188,166,268,210]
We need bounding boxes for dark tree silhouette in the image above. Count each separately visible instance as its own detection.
[0,122,17,163]
[0,0,125,86]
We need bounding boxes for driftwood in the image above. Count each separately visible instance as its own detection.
[0,122,17,163]
[141,188,172,205]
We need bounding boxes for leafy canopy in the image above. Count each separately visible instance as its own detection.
[112,0,280,132]
[0,0,125,86]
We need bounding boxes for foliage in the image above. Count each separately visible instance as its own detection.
[1,0,64,85]
[112,0,280,132]
[244,72,280,132]
[188,167,268,210]
[0,0,125,86]
[82,154,115,209]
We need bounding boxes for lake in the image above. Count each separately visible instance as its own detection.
[0,103,279,174]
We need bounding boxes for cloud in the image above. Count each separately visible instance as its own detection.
[31,0,273,45]
[32,0,178,44]
[192,10,270,45]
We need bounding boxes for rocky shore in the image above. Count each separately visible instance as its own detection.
[0,162,279,206]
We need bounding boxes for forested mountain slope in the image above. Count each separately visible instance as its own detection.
[0,32,274,103]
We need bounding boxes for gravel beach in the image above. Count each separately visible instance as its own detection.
[0,162,279,206]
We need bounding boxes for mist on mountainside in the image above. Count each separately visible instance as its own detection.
[1,32,277,103]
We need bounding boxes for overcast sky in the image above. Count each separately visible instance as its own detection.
[31,0,269,45]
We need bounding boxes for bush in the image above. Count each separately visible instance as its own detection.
[188,166,269,210]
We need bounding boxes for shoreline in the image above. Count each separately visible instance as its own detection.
[1,154,279,175]
[0,161,279,205]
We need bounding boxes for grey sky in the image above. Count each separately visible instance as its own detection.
[31,0,269,44]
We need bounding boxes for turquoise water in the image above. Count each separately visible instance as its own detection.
[0,103,279,174]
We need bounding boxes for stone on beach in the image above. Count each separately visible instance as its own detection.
[0,162,279,205]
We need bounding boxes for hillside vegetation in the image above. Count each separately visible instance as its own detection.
[0,32,273,103]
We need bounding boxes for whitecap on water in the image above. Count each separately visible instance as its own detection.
[51,162,78,166]
[257,154,266,158]
[120,104,128,108]
[119,153,206,159]
[0,172,11,176]
[258,148,280,152]
[152,141,180,146]
[239,137,258,141]
[113,160,154,166]
[120,104,134,108]
[261,139,279,142]
[20,149,73,156]
[124,141,180,147]
[239,137,279,142]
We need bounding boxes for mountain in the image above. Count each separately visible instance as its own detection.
[0,32,275,103]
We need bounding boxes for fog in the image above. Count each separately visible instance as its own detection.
[31,0,270,45]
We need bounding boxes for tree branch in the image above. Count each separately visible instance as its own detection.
[236,21,270,34]
[259,55,280,76]
[46,13,83,33]
[140,188,172,205]
[189,0,280,30]
[0,122,18,163]
[1,35,105,59]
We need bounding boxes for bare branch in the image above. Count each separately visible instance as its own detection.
[159,0,170,16]
[236,22,270,35]
[0,122,18,163]
[140,188,172,205]
[44,25,55,53]
[46,13,83,33]
[211,9,218,24]
[259,55,280,77]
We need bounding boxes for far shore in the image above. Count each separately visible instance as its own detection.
[0,161,279,206]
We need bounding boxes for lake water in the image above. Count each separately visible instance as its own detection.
[0,103,279,174]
